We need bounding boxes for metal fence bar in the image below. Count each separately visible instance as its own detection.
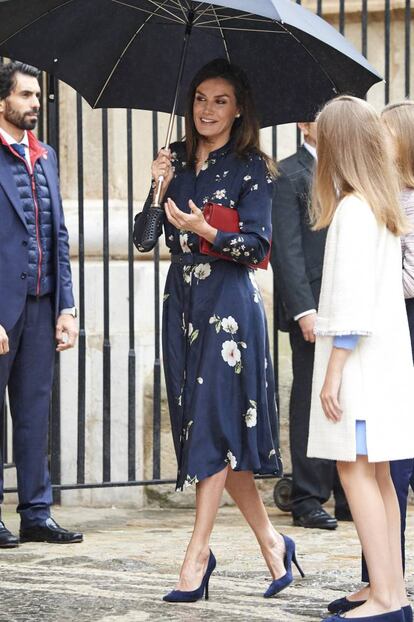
[405,0,411,98]
[47,80,61,504]
[127,108,136,481]
[361,0,368,58]
[384,0,391,104]
[102,109,111,482]
[339,0,345,35]
[76,93,86,484]
[152,111,162,480]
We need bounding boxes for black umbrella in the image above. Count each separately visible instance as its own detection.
[0,0,382,246]
[0,0,381,127]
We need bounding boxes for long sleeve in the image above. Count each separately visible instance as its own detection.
[272,170,316,318]
[315,195,377,337]
[211,154,272,266]
[401,189,414,299]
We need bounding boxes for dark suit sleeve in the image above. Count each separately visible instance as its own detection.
[50,148,75,310]
[271,171,316,320]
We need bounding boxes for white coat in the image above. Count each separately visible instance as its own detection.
[307,194,414,462]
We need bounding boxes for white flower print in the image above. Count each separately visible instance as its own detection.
[194,263,211,281]
[226,450,237,469]
[249,270,261,303]
[243,400,257,428]
[269,448,276,459]
[243,174,252,182]
[251,183,259,191]
[221,316,238,334]
[212,188,227,200]
[183,266,192,284]
[221,340,241,369]
[188,323,199,345]
[183,474,199,489]
[180,231,191,253]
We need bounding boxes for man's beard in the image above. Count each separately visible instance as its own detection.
[4,101,38,131]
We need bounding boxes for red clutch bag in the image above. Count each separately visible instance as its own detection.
[199,202,271,270]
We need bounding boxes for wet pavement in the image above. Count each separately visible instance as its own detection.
[0,503,413,622]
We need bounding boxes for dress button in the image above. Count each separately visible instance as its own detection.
[20,272,27,279]
[22,240,28,247]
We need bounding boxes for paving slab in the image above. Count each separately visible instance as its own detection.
[0,504,413,622]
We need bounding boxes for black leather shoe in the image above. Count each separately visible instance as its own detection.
[20,517,83,544]
[293,507,338,530]
[0,520,19,548]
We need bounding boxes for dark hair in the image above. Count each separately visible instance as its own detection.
[0,61,41,100]
[185,58,276,176]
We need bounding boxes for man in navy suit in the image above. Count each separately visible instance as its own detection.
[0,61,82,547]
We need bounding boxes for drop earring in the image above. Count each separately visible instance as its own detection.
[235,113,241,118]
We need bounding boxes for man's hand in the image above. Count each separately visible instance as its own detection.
[56,314,78,352]
[298,312,317,343]
[0,325,9,356]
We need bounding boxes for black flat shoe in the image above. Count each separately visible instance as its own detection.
[293,507,338,530]
[20,517,83,544]
[328,596,367,614]
[0,521,19,548]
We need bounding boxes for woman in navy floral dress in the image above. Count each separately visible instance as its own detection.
[140,60,300,602]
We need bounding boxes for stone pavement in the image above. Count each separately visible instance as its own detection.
[0,504,413,622]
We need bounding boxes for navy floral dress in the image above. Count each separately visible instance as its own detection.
[150,139,282,490]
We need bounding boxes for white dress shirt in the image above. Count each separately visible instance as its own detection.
[0,128,32,172]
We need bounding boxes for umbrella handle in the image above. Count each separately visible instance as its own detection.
[152,175,165,209]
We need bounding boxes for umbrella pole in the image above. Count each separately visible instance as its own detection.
[152,5,196,209]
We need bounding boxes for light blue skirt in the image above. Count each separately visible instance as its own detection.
[356,420,368,456]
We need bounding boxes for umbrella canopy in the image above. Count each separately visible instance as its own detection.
[0,0,381,127]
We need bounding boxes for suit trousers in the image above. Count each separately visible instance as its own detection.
[289,322,345,516]
[0,296,55,527]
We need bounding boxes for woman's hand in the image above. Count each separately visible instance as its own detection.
[165,198,217,243]
[151,148,174,199]
[320,368,343,422]
[0,324,9,355]
[320,346,351,423]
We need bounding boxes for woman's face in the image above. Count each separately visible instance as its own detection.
[193,77,240,145]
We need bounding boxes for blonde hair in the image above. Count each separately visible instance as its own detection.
[310,95,406,236]
[381,100,414,189]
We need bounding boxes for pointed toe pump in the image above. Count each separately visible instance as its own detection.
[163,550,216,603]
[263,534,305,598]
[322,609,404,622]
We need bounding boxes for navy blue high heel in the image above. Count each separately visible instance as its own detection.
[322,609,404,622]
[163,550,216,603]
[263,534,305,598]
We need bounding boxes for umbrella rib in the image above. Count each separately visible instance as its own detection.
[0,0,75,46]
[192,3,218,25]
[95,0,175,107]
[111,0,184,24]
[139,0,185,22]
[195,13,277,28]
[168,0,188,20]
[211,6,230,62]
[278,20,338,94]
[194,25,288,34]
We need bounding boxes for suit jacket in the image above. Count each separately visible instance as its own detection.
[0,138,74,331]
[271,145,327,332]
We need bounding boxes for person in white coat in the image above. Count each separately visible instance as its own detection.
[307,96,414,622]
